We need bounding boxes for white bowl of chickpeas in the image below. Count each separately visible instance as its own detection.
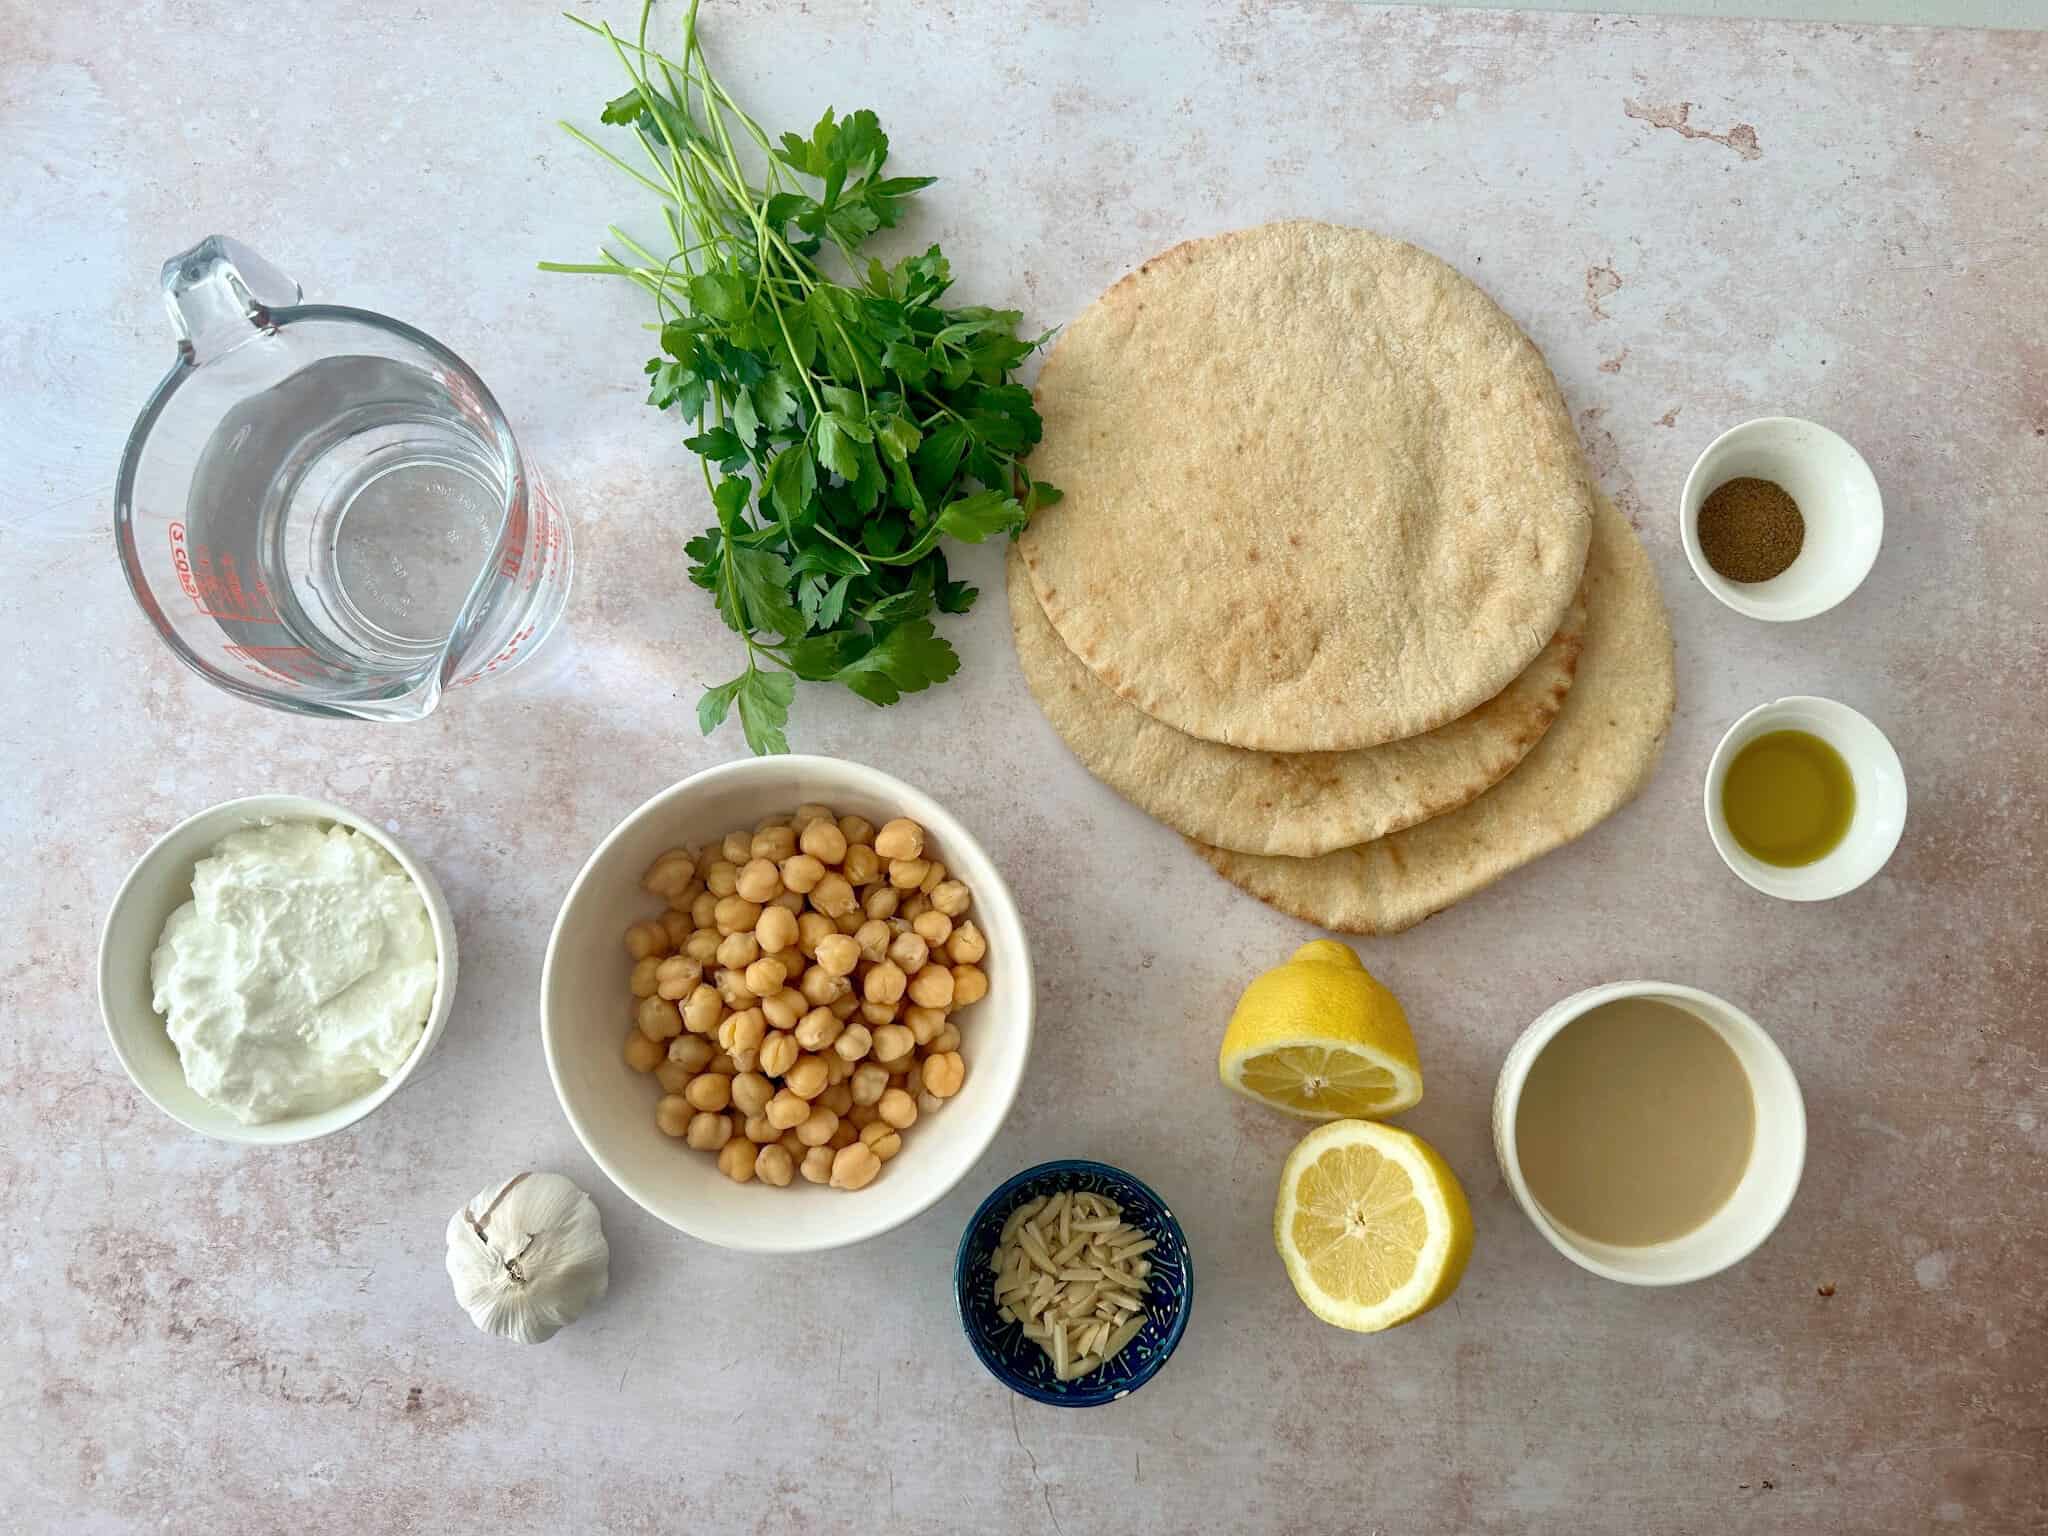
[541,756,1033,1253]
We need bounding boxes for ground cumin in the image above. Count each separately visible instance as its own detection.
[1697,477,1804,583]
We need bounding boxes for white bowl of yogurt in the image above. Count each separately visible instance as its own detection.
[98,795,457,1145]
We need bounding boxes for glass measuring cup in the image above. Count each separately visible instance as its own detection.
[115,236,572,720]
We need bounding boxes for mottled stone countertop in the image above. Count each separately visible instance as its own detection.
[4,2,2042,1531]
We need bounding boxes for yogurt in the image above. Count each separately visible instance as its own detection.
[150,820,436,1123]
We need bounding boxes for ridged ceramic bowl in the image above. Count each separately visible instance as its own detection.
[954,1159,1192,1407]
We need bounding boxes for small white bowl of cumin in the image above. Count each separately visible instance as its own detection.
[1679,416,1883,622]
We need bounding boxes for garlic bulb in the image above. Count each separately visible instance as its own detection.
[445,1172,609,1343]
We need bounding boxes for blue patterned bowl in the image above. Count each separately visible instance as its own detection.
[954,1159,1192,1407]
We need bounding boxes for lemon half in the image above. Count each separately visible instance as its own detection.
[1219,940,1422,1120]
[1273,1118,1474,1333]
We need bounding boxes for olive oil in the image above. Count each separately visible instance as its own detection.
[1722,729,1855,866]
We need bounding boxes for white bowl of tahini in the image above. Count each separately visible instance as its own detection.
[98,794,458,1145]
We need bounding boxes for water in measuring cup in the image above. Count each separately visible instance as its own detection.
[182,354,508,674]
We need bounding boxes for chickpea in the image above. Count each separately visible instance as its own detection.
[798,818,848,865]
[731,1071,775,1118]
[755,904,799,955]
[905,1005,946,1045]
[863,960,907,1006]
[755,1143,795,1187]
[704,860,739,898]
[720,830,753,865]
[842,844,882,887]
[779,1130,807,1159]
[624,921,670,961]
[718,1007,768,1058]
[712,931,757,971]
[830,1120,861,1149]
[683,984,724,1035]
[655,1058,693,1094]
[931,1023,962,1054]
[922,1050,966,1098]
[838,814,878,847]
[685,1072,733,1112]
[834,909,865,936]
[800,1146,836,1184]
[662,907,698,950]
[657,955,704,1000]
[810,873,857,919]
[917,1089,944,1118]
[850,1062,890,1106]
[791,802,836,835]
[717,1139,759,1184]
[669,1034,715,1072]
[643,849,697,899]
[767,1088,812,1131]
[819,1082,854,1116]
[800,964,851,1007]
[656,1094,694,1137]
[714,968,754,1010]
[744,1113,780,1145]
[860,1121,903,1161]
[758,1031,799,1079]
[859,1000,898,1027]
[784,1054,831,1100]
[911,909,953,947]
[684,927,722,965]
[686,1111,733,1151]
[690,890,721,929]
[762,987,805,1031]
[848,1101,880,1129]
[729,1045,761,1074]
[751,825,797,862]
[907,964,955,1009]
[770,889,807,917]
[795,1105,840,1147]
[796,910,836,956]
[637,995,683,1041]
[919,860,948,895]
[845,921,882,965]
[706,1051,738,1076]
[735,858,782,904]
[888,857,931,891]
[824,1051,854,1086]
[900,893,932,921]
[871,1023,915,1065]
[874,818,925,861]
[830,1143,882,1190]
[952,964,989,1007]
[877,1087,919,1130]
[780,855,827,899]
[714,895,763,935]
[629,956,662,999]
[814,933,862,978]
[863,884,900,921]
[887,931,930,973]
[947,922,986,965]
[828,990,863,1021]
[744,956,789,997]
[795,1006,843,1052]
[625,1029,664,1073]
[833,1023,874,1062]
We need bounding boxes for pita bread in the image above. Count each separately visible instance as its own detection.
[1018,220,1594,752]
[1194,495,1674,932]
[1007,548,1586,856]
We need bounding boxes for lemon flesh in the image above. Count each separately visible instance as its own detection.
[1274,1119,1473,1332]
[1219,940,1421,1119]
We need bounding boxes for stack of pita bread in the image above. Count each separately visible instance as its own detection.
[1008,222,1675,934]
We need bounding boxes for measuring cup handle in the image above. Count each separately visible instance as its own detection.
[161,235,304,365]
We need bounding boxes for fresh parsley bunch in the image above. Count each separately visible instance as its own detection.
[544,0,1059,753]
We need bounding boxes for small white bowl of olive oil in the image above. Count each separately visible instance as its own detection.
[1705,696,1907,901]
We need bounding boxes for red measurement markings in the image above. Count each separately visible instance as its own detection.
[221,644,345,685]
[170,526,280,622]
[451,621,537,688]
